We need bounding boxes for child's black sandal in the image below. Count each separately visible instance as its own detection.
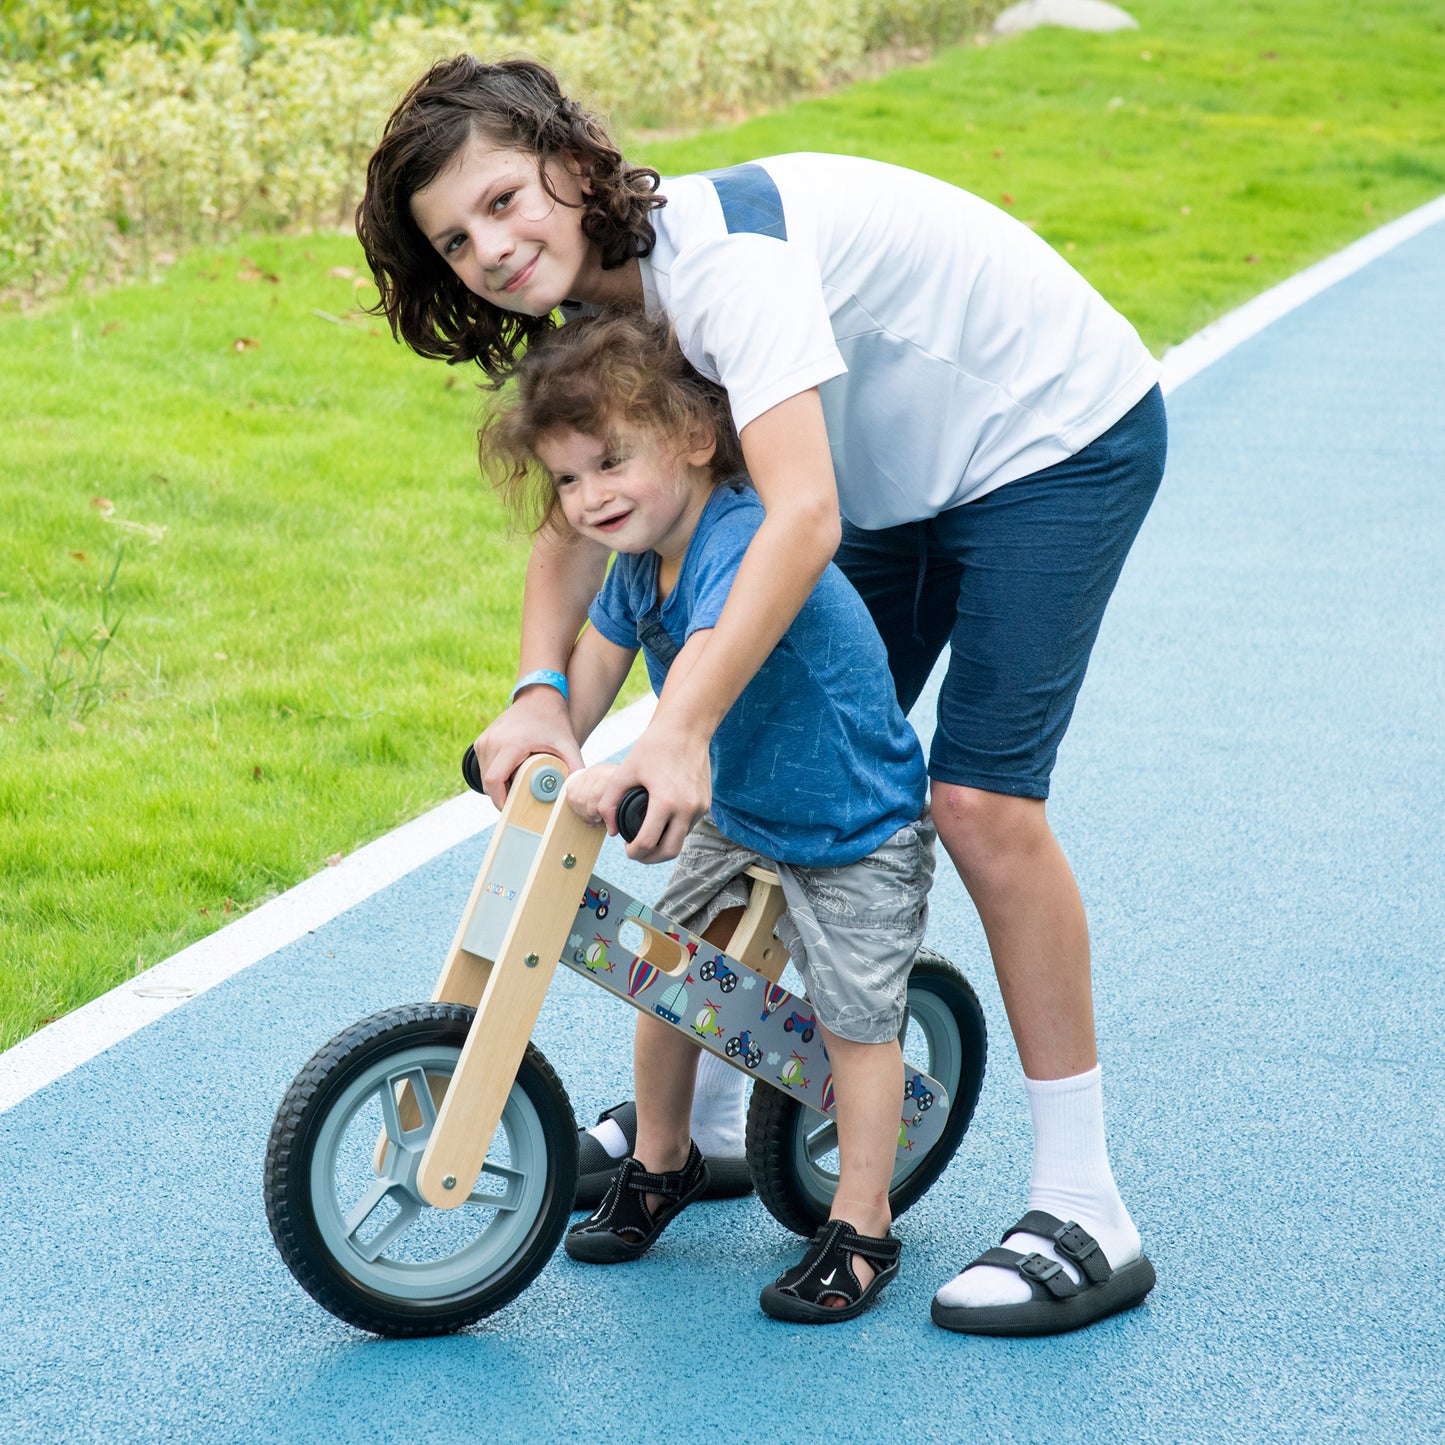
[759,1218,902,1323]
[564,1140,710,1264]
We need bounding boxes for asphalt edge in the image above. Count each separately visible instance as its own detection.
[1158,194,1445,395]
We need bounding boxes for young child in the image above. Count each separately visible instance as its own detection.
[358,54,1164,1336]
[482,310,936,1324]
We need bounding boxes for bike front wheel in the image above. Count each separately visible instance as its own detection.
[264,1002,577,1336]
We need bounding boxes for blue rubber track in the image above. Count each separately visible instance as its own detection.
[4,222,1443,1443]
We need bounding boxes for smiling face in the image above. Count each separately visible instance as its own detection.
[535,424,716,562]
[408,132,637,315]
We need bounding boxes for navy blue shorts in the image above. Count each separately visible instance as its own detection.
[834,384,1167,799]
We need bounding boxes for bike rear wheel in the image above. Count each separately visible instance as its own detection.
[745,949,986,1236]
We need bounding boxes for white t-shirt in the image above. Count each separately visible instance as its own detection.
[637,154,1161,530]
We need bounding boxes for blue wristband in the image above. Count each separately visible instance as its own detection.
[509,669,569,705]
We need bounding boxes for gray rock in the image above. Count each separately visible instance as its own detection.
[992,0,1140,35]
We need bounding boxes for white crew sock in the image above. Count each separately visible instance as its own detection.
[935,1065,1141,1310]
[584,1050,748,1160]
[687,1049,747,1158]
[589,1116,630,1160]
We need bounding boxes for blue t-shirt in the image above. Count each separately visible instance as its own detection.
[588,483,926,867]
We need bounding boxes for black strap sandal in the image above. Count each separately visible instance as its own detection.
[759,1218,902,1324]
[930,1210,1156,1338]
[564,1141,710,1264]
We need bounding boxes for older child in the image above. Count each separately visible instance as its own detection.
[484,311,935,1323]
[358,55,1163,1336]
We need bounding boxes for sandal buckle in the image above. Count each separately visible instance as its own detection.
[1017,1253,1063,1284]
[1053,1223,1098,1263]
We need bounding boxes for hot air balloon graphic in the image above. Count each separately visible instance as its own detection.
[760,982,790,1022]
[627,958,661,998]
[820,1073,835,1114]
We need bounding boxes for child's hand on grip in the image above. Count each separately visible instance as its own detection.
[472,688,584,808]
[598,716,711,863]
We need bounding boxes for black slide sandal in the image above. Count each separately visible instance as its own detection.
[574,1100,752,1209]
[931,1211,1155,1338]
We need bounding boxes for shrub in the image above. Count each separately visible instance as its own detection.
[0,0,992,300]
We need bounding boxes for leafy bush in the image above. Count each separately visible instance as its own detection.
[0,2,519,69]
[0,0,992,300]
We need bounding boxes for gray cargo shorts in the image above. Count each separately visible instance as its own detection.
[652,813,937,1044]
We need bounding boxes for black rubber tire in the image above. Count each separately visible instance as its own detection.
[745,948,987,1236]
[264,1002,578,1337]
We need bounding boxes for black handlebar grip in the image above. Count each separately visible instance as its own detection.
[462,745,484,795]
[617,787,650,844]
[463,747,647,840]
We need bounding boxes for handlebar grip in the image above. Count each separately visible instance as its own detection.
[617,787,650,844]
[461,745,484,795]
[464,746,647,842]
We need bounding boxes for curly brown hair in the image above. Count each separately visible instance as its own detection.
[355,55,664,383]
[481,312,747,536]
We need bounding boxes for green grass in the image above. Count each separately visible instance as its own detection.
[0,240,525,1039]
[3,0,1443,1048]
[640,0,1445,349]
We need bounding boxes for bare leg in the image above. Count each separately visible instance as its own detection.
[630,1013,701,1182]
[930,782,1139,1311]
[929,785,1095,1079]
[820,1027,903,1303]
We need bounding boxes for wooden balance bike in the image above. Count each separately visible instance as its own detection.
[263,752,987,1336]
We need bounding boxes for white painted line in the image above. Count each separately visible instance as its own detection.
[0,694,656,1113]
[4,192,1442,1114]
[1160,193,1445,396]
